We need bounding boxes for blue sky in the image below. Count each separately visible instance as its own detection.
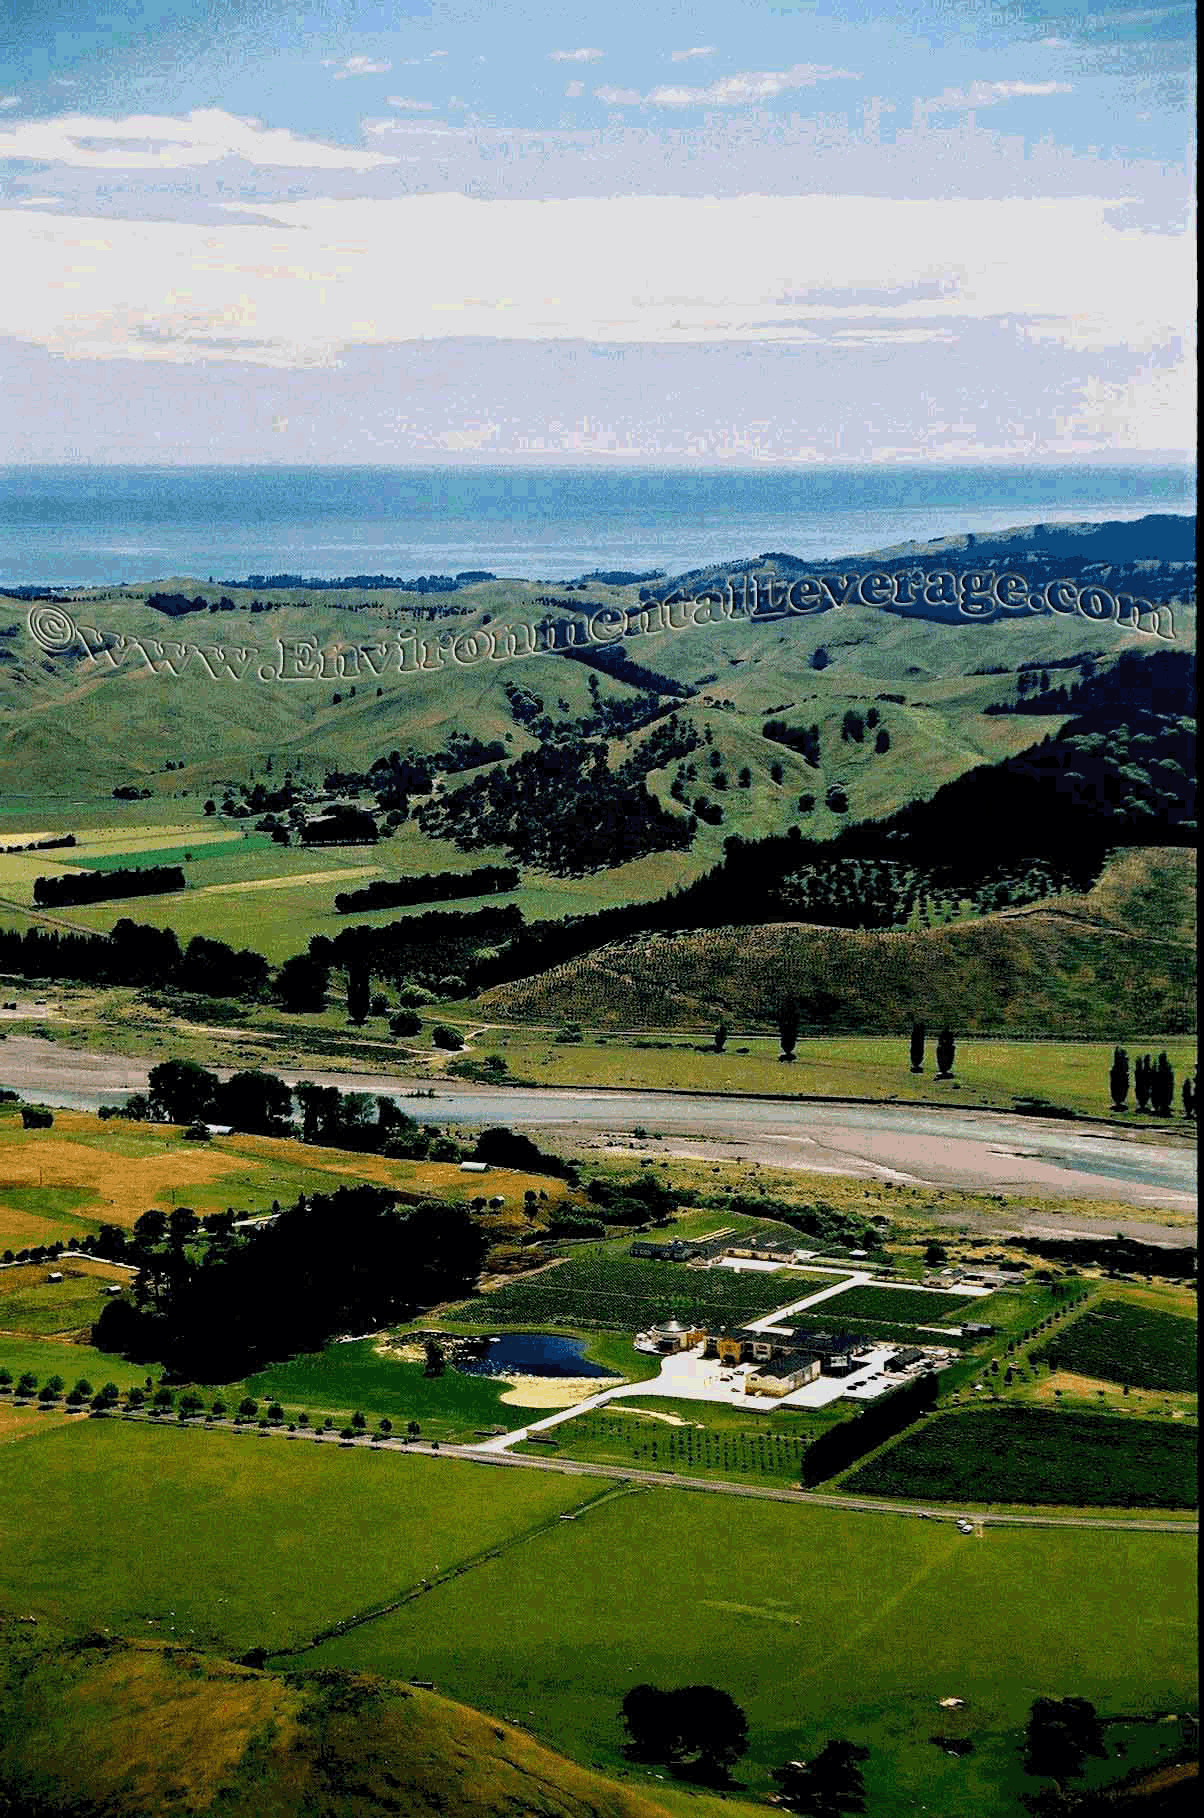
[0,2,1195,461]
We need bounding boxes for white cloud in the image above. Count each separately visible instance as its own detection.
[549,49,605,63]
[386,95,438,112]
[0,107,396,170]
[564,82,585,99]
[670,48,716,62]
[332,56,392,80]
[0,96,22,111]
[930,80,1073,110]
[0,192,1189,383]
[596,63,859,108]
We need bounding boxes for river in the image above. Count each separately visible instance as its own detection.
[2,1034,1194,1234]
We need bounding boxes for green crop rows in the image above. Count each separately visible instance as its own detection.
[843,1407,1198,1508]
[446,1254,838,1332]
[1033,1300,1198,1393]
[820,1284,974,1324]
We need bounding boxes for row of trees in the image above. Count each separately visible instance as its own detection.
[1109,1048,1192,1116]
[908,1023,956,1076]
[32,864,185,908]
[1,1368,429,1439]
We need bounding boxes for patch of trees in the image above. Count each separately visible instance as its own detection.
[147,591,210,617]
[1132,1051,1177,1116]
[334,866,519,914]
[773,1740,870,1815]
[585,1173,679,1225]
[295,1084,458,1160]
[331,737,509,811]
[92,1184,489,1377]
[273,949,330,1012]
[619,713,701,779]
[144,1060,293,1135]
[621,1684,749,1783]
[0,833,76,854]
[301,805,378,845]
[33,865,186,908]
[801,1371,939,1485]
[0,920,268,1000]
[231,570,494,591]
[725,1193,881,1253]
[1016,1233,1196,1279]
[472,1126,577,1180]
[585,569,665,585]
[763,719,822,766]
[987,647,1194,718]
[561,640,695,699]
[1024,1696,1106,1785]
[416,737,695,874]
[321,903,523,995]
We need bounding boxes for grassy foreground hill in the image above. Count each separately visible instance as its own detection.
[0,1627,688,1818]
[479,847,1196,1033]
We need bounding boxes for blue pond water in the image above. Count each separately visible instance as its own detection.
[456,1332,616,1378]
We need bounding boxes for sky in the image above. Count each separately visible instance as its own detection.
[0,1,1195,463]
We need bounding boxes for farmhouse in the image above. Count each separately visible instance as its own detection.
[722,1238,805,1265]
[705,1323,870,1376]
[745,1353,822,1398]
[629,1230,736,1263]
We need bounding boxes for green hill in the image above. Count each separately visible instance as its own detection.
[478,847,1197,1034]
[0,1625,693,1818]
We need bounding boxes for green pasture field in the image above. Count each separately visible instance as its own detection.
[48,818,715,963]
[454,1029,1201,1128]
[959,1281,1073,1336]
[0,1330,615,1440]
[241,1340,513,1441]
[66,834,277,872]
[0,1334,154,1397]
[515,1395,843,1485]
[299,1483,1198,1817]
[0,1271,116,1336]
[0,1419,588,1656]
[1033,1299,1198,1393]
[842,1407,1198,1507]
[445,1254,841,1333]
[820,1283,975,1323]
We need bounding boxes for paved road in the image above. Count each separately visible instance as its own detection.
[6,1034,1194,1223]
[102,1412,1197,1532]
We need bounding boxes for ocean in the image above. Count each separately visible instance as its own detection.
[0,464,1194,588]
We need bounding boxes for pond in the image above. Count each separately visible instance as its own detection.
[455,1332,618,1379]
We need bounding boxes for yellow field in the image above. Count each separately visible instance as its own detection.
[0,1110,570,1249]
[0,821,239,897]
[0,1402,74,1444]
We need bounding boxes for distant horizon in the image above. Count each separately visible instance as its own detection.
[2,456,1197,474]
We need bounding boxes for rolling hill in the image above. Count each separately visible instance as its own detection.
[0,1625,689,1818]
[478,848,1197,1034]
